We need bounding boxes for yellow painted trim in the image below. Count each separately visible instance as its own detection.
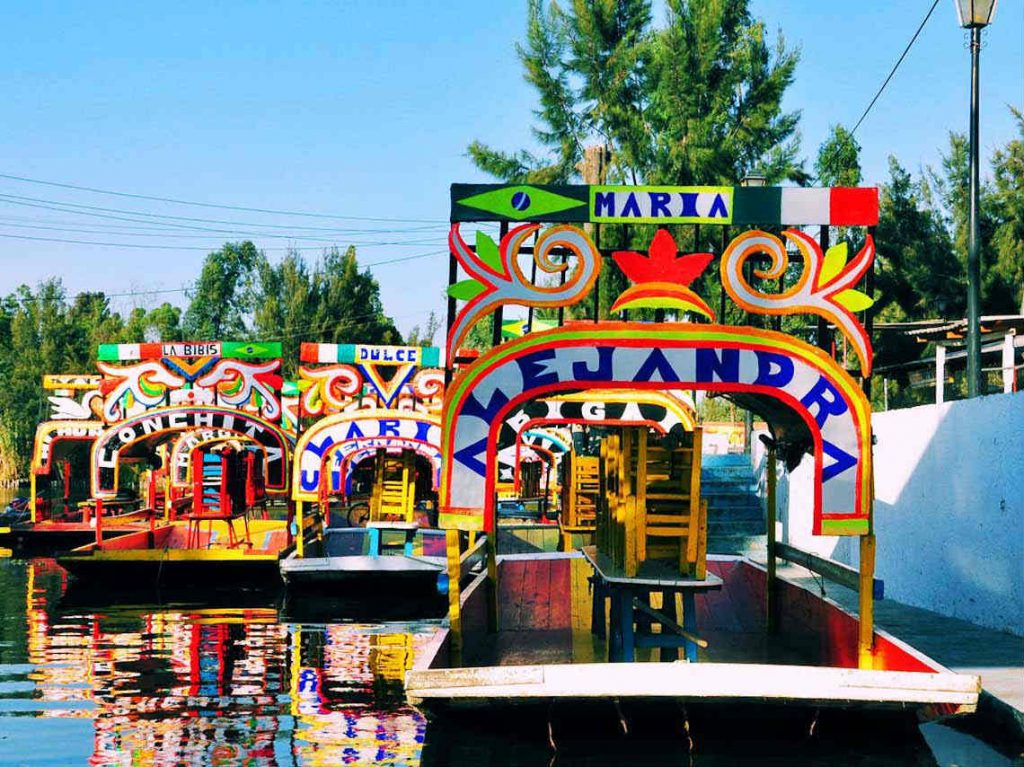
[29,473,37,524]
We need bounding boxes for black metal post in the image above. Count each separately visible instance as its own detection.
[966,26,983,397]
[864,225,876,398]
[817,226,830,352]
[445,247,457,385]
[492,222,509,347]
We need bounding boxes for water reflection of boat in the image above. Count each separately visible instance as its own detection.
[5,558,434,766]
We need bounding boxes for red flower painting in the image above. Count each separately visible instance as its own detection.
[611,229,716,319]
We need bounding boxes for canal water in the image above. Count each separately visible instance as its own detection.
[0,501,1015,765]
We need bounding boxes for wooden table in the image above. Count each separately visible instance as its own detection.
[581,545,722,663]
[365,521,419,557]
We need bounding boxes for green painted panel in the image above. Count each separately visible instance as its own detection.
[221,341,282,359]
[732,187,782,225]
[452,184,588,222]
[97,344,119,361]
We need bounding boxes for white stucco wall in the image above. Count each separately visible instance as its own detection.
[777,391,1024,635]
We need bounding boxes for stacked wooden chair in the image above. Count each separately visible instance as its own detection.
[561,453,601,529]
[596,427,707,579]
[369,450,416,523]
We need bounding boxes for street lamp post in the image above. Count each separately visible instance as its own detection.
[955,0,998,397]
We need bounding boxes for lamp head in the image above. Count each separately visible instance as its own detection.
[954,0,997,28]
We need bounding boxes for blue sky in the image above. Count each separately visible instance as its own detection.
[0,0,1020,339]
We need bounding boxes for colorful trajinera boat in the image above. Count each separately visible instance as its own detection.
[0,373,149,554]
[53,342,299,587]
[279,342,449,597]
[404,182,980,727]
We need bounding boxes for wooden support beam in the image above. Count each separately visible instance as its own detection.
[765,443,777,634]
[459,533,488,569]
[94,498,104,547]
[29,472,37,524]
[859,533,877,670]
[445,529,463,666]
[485,528,499,633]
[773,541,884,599]
[632,598,708,648]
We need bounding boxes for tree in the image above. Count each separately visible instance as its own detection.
[253,251,316,377]
[251,245,403,378]
[815,125,861,187]
[470,0,805,186]
[651,0,805,185]
[313,246,401,347]
[987,108,1024,314]
[182,241,262,339]
[406,311,442,348]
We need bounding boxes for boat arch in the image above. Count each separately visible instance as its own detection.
[326,439,443,497]
[292,409,442,502]
[168,429,241,488]
[441,323,872,536]
[496,390,694,487]
[90,405,293,497]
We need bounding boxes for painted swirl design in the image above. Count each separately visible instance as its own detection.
[446,223,601,363]
[720,229,875,375]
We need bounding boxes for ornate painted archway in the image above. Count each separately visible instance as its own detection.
[168,429,239,487]
[322,438,443,497]
[33,420,106,476]
[496,389,695,485]
[90,406,293,497]
[292,409,442,502]
[441,323,871,536]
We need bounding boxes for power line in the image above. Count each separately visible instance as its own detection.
[0,171,446,223]
[0,192,448,234]
[851,0,941,137]
[7,249,449,302]
[0,220,444,247]
[0,231,444,251]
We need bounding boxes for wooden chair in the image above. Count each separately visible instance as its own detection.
[186,449,252,549]
[563,453,600,529]
[597,427,707,579]
[369,450,416,523]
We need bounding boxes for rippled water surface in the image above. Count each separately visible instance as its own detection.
[0,557,435,766]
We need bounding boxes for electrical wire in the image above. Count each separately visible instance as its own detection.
[0,221,444,247]
[0,231,448,251]
[0,192,449,234]
[851,0,942,136]
[6,249,449,303]
[0,171,446,223]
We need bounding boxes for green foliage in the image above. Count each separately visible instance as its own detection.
[870,114,1024,407]
[815,125,862,187]
[252,245,401,378]
[182,241,262,339]
[650,0,804,185]
[470,0,804,187]
[989,108,1024,313]
[406,312,443,348]
[0,280,178,477]
[0,240,403,475]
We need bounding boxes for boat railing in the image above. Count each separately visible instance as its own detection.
[772,541,885,600]
[444,529,496,666]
